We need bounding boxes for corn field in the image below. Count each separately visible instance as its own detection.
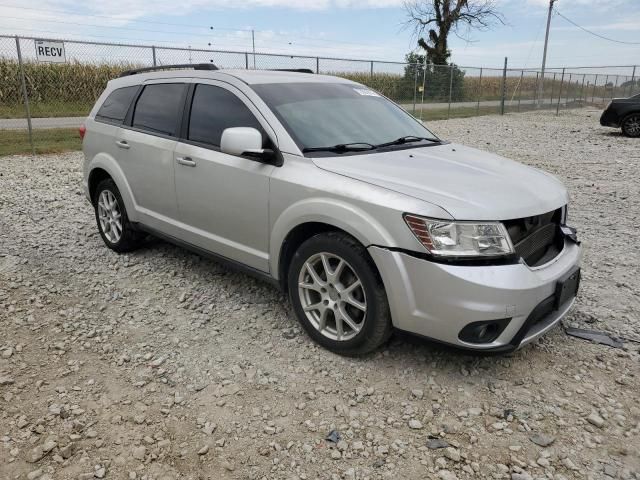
[2,56,636,121]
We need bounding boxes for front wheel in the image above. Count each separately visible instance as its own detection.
[287,232,392,355]
[621,113,640,138]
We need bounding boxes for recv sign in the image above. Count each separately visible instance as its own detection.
[35,39,66,63]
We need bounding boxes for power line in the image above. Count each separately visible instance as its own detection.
[0,3,379,49]
[554,8,640,45]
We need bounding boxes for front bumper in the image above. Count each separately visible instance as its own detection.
[600,109,619,128]
[369,239,581,351]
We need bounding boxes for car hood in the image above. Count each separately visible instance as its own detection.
[311,143,568,220]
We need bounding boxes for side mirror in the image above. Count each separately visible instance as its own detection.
[220,127,282,166]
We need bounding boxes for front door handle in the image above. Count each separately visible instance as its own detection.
[176,156,196,167]
[115,140,130,149]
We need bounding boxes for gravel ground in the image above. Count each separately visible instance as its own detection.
[1,108,639,480]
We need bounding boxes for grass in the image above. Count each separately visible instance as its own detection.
[0,102,92,119]
[0,128,81,156]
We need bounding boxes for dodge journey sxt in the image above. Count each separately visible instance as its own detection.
[82,64,581,355]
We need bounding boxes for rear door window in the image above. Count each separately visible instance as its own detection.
[132,83,186,136]
[95,86,138,124]
[188,84,263,147]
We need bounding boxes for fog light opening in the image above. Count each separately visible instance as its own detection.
[458,319,511,344]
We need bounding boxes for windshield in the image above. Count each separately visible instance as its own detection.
[251,82,439,155]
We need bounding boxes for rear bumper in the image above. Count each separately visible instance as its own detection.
[369,239,581,351]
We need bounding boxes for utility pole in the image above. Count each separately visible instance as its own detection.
[538,0,556,106]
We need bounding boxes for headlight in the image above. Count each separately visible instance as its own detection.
[404,214,514,257]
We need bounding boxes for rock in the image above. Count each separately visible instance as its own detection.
[529,433,555,447]
[444,447,461,462]
[197,445,209,455]
[511,473,533,480]
[27,469,43,480]
[94,466,106,478]
[132,446,146,461]
[426,438,449,450]
[0,376,15,386]
[330,450,341,459]
[587,412,605,428]
[408,419,423,429]
[410,388,424,399]
[437,470,458,480]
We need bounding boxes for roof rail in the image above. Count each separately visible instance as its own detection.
[269,68,315,74]
[119,63,219,77]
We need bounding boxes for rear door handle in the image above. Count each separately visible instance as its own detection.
[115,140,130,149]
[176,156,196,167]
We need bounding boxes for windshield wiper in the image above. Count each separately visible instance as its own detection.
[375,135,440,149]
[302,142,377,153]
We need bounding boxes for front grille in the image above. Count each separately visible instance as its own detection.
[504,208,563,267]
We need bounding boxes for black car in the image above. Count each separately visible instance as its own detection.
[600,93,640,137]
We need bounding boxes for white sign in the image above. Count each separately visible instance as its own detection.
[35,40,66,63]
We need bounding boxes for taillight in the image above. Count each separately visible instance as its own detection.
[79,125,86,139]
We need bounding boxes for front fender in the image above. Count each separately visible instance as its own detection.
[269,197,396,280]
[87,153,139,222]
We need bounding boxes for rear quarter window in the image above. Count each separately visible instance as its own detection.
[132,83,186,136]
[95,86,138,124]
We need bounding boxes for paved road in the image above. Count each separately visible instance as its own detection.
[0,97,607,130]
[0,116,86,130]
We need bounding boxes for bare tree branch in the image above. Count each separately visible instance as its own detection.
[403,0,504,65]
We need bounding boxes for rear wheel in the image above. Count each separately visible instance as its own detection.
[94,179,142,253]
[288,232,392,355]
[621,113,640,137]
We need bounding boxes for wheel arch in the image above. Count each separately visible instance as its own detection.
[271,198,396,291]
[86,154,139,221]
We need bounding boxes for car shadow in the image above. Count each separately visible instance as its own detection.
[126,234,554,367]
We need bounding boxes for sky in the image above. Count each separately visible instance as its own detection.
[0,0,638,70]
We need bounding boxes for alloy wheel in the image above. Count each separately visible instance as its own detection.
[97,190,122,243]
[297,252,367,341]
[624,115,640,137]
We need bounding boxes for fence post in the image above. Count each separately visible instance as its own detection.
[412,63,418,115]
[556,68,565,115]
[152,46,157,66]
[316,57,320,74]
[447,64,454,120]
[579,74,586,104]
[500,57,507,115]
[517,70,523,112]
[592,74,598,103]
[370,61,374,77]
[612,75,618,100]
[476,68,483,116]
[629,66,636,96]
[419,57,427,121]
[550,72,556,105]
[15,36,34,155]
[566,73,572,105]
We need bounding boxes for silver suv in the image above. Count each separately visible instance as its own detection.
[82,64,581,355]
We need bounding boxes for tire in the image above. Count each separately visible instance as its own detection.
[93,178,142,253]
[621,113,640,138]
[287,232,392,355]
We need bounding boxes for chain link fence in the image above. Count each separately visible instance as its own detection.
[1,34,638,155]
